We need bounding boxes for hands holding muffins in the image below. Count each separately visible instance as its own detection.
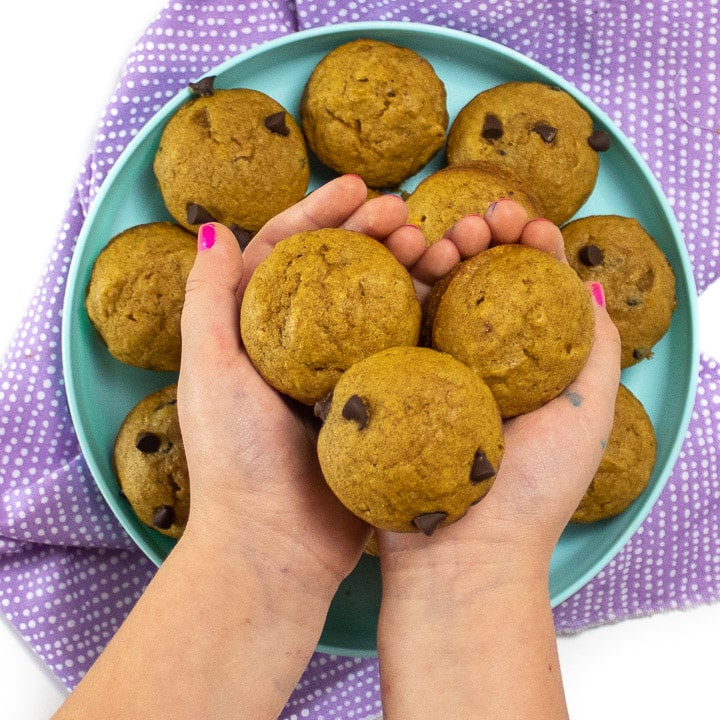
[57,175,620,719]
[177,177,621,718]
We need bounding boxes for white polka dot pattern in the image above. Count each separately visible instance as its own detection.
[0,2,718,716]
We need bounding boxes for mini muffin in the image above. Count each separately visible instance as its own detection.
[432,244,595,418]
[85,222,196,371]
[447,82,610,225]
[561,215,677,367]
[405,163,540,246]
[240,228,421,405]
[300,38,448,188]
[572,384,656,523]
[154,81,309,234]
[317,346,505,535]
[114,384,189,539]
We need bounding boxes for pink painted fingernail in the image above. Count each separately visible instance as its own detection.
[198,223,216,252]
[590,281,606,307]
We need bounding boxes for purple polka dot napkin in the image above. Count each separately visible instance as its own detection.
[1,1,718,717]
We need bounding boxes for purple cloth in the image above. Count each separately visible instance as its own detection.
[1,1,718,716]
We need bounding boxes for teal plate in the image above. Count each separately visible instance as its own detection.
[62,21,699,657]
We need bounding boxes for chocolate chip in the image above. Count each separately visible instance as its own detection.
[633,347,653,361]
[626,295,643,307]
[186,203,215,225]
[135,432,161,454]
[189,76,216,97]
[482,113,503,140]
[264,111,290,136]
[228,224,252,249]
[152,505,175,530]
[531,123,558,143]
[470,450,495,483]
[412,511,448,536]
[314,391,333,423]
[588,129,611,152]
[578,244,604,267]
[342,395,368,429]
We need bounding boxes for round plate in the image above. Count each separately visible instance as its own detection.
[62,21,699,657]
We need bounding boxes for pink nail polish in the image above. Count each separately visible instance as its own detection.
[590,281,606,307]
[198,223,216,252]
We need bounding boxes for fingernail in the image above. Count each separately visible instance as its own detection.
[486,197,510,217]
[198,223,216,252]
[590,281,606,307]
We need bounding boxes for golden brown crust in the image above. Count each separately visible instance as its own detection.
[114,384,189,539]
[85,222,196,371]
[572,384,656,523]
[447,82,601,225]
[432,245,595,418]
[240,228,421,405]
[561,214,677,368]
[154,88,309,233]
[300,38,448,188]
[317,346,504,533]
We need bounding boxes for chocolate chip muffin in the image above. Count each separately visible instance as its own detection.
[300,38,448,188]
[154,80,309,234]
[316,346,505,535]
[561,214,677,367]
[572,384,656,523]
[85,222,196,371]
[114,384,189,539]
[240,227,421,405]
[432,244,595,418]
[446,82,610,225]
[405,162,541,246]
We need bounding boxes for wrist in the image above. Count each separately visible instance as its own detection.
[180,518,342,611]
[377,528,551,605]
[376,538,565,719]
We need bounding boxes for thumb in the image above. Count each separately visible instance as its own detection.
[180,222,245,373]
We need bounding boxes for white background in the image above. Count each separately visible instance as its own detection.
[2,2,720,717]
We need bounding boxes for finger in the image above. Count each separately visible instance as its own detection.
[240,175,369,293]
[520,218,568,263]
[410,238,461,302]
[442,214,492,259]
[341,193,410,239]
[484,198,529,244]
[382,224,427,269]
[180,223,244,375]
